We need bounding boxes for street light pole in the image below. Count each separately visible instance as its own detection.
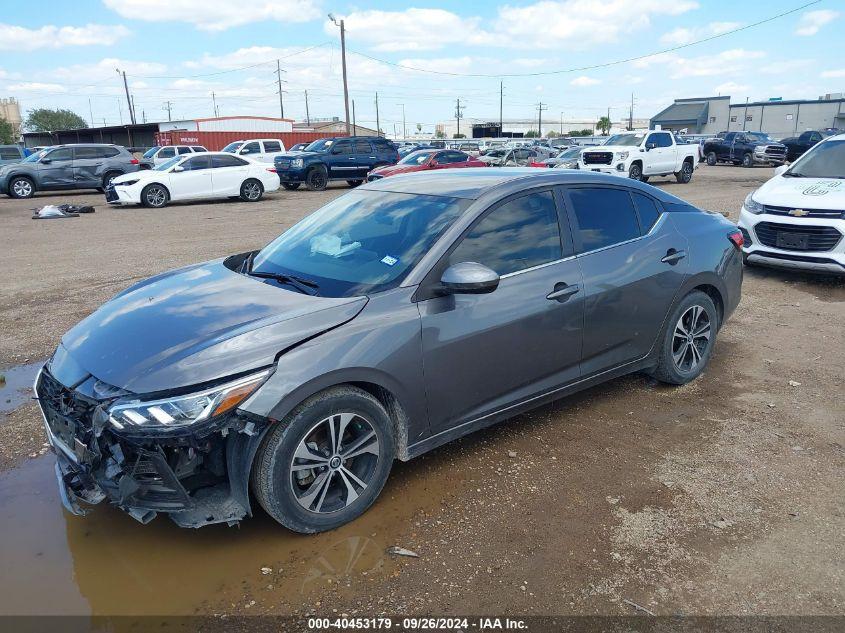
[328,14,351,136]
[397,103,406,138]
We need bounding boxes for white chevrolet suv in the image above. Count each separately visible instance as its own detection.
[738,133,844,275]
[578,130,699,183]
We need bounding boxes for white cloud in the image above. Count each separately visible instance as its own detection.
[821,68,845,79]
[103,0,319,31]
[328,9,489,51]
[7,82,68,93]
[636,49,766,80]
[396,56,477,76]
[570,76,600,86]
[660,21,740,46]
[494,0,699,49]
[795,10,840,36]
[759,59,814,75]
[52,58,168,82]
[713,81,749,95]
[0,23,130,51]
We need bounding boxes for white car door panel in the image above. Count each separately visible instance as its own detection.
[167,154,213,200]
[211,154,250,195]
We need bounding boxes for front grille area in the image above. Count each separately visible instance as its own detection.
[582,151,613,165]
[763,205,844,219]
[275,159,291,169]
[104,185,119,202]
[763,145,786,157]
[754,221,842,252]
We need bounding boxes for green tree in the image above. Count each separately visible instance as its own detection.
[596,116,611,135]
[546,130,559,138]
[524,130,539,138]
[453,133,465,139]
[0,117,14,144]
[434,130,445,139]
[416,123,422,133]
[24,108,87,132]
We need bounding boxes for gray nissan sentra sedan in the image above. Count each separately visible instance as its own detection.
[36,169,743,533]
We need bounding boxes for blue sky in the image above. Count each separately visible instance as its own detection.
[1,0,843,133]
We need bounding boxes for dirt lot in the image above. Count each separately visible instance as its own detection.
[0,167,842,619]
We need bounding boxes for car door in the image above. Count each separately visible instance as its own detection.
[352,138,374,178]
[326,139,355,178]
[168,154,213,200]
[239,141,262,162]
[262,140,283,163]
[37,147,75,189]
[418,189,584,434]
[71,146,103,188]
[211,153,250,195]
[644,132,672,173]
[431,150,467,169]
[563,185,689,376]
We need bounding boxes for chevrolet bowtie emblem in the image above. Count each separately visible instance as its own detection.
[788,208,810,217]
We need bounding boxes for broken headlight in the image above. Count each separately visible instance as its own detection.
[107,369,270,430]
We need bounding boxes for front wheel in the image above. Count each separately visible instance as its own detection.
[674,160,693,184]
[141,183,169,208]
[305,166,328,191]
[240,178,264,202]
[9,176,35,199]
[628,162,643,181]
[651,291,718,385]
[251,386,395,533]
[741,153,753,168]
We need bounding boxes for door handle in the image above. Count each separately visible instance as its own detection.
[661,249,687,264]
[547,283,580,301]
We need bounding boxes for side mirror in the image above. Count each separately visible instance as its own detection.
[774,164,789,177]
[645,142,656,151]
[439,262,499,295]
[40,158,52,164]
[173,164,185,172]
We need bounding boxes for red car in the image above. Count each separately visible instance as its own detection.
[367,149,488,181]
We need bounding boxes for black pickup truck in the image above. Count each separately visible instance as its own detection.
[703,131,787,167]
[779,129,838,162]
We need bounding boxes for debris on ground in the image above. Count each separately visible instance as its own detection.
[31,204,95,219]
[507,450,517,458]
[623,598,655,616]
[788,380,801,387]
[260,567,272,575]
[386,546,419,558]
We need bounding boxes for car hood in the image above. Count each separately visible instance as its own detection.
[276,151,322,160]
[755,175,845,209]
[371,163,424,176]
[59,259,367,393]
[113,170,159,185]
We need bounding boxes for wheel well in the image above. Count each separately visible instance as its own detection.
[630,159,642,166]
[308,163,328,174]
[348,381,410,460]
[692,284,724,327]
[683,156,694,165]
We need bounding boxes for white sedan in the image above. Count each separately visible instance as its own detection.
[107,152,280,208]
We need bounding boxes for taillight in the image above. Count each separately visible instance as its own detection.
[266,168,277,173]
[130,158,139,164]
[728,230,744,249]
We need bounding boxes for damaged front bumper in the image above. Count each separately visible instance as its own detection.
[36,367,269,528]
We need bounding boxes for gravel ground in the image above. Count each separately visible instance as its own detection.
[0,166,842,618]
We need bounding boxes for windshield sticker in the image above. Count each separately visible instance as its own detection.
[801,181,842,196]
[381,255,399,266]
[310,234,361,257]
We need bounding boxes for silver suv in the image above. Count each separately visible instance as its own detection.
[0,144,141,198]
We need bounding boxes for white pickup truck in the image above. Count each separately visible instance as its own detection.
[578,130,699,183]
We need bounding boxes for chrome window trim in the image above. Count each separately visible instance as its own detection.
[499,254,577,279]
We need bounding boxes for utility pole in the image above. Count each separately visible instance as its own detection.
[560,111,564,135]
[499,81,503,138]
[375,92,380,136]
[212,92,218,117]
[88,98,94,128]
[304,90,311,126]
[455,98,465,138]
[536,101,547,137]
[397,103,406,138]
[131,96,137,125]
[607,106,611,135]
[352,99,356,134]
[142,110,146,124]
[628,93,634,131]
[118,98,123,125]
[328,14,351,135]
[163,101,173,122]
[275,60,286,119]
[116,69,136,125]
[742,96,749,131]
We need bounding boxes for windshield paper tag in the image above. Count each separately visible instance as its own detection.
[381,255,398,266]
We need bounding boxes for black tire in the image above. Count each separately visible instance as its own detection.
[741,153,753,168]
[282,182,301,191]
[251,385,395,533]
[102,171,122,189]
[240,178,264,202]
[651,291,718,385]
[9,176,35,198]
[305,166,328,191]
[706,151,717,166]
[628,162,644,181]
[674,160,694,184]
[640,176,650,183]
[140,183,169,208]
[346,179,363,187]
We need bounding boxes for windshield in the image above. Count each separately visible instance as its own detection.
[786,139,845,178]
[222,141,243,153]
[251,190,469,297]
[604,133,645,146]
[399,151,434,165]
[142,147,160,159]
[557,148,581,159]
[154,156,182,171]
[23,149,49,163]
[304,139,334,152]
[746,132,774,143]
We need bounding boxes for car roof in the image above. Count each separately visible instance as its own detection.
[359,167,686,202]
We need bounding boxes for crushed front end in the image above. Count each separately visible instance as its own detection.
[35,365,271,528]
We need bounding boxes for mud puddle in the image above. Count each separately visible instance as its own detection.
[0,360,42,415]
[0,453,446,616]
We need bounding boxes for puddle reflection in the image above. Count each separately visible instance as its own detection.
[0,361,43,415]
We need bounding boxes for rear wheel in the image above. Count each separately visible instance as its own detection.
[651,291,718,385]
[240,178,264,202]
[251,386,395,533]
[141,183,169,208]
[674,160,694,183]
[741,152,753,168]
[305,166,328,191]
[706,151,717,166]
[282,182,301,191]
[628,162,643,181]
[9,176,34,199]
[346,179,363,187]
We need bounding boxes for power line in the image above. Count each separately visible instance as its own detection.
[345,1,819,78]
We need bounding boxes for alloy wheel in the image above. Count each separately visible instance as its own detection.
[12,179,32,197]
[243,181,261,200]
[289,412,381,514]
[672,305,711,372]
[629,164,642,180]
[146,186,166,207]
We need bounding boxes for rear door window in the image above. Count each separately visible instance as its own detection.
[158,147,176,158]
[568,187,641,252]
[184,154,211,170]
[631,192,662,233]
[354,139,372,154]
[212,154,249,168]
[177,146,193,155]
[242,142,261,155]
[263,140,282,153]
[333,140,353,155]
